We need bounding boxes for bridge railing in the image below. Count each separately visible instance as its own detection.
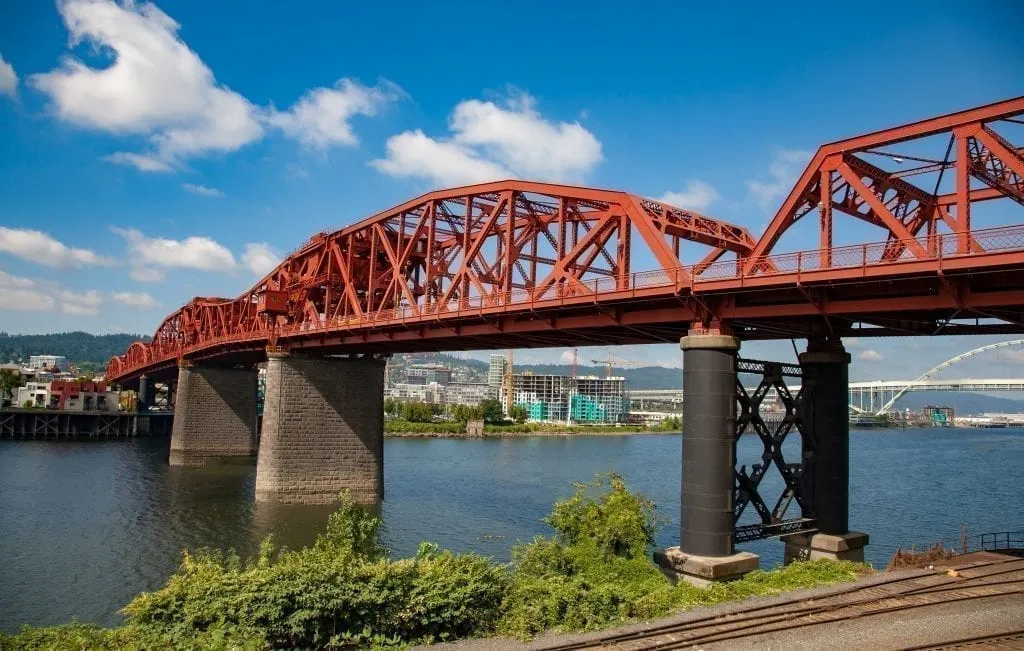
[111,224,1024,378]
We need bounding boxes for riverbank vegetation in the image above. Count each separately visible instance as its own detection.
[385,415,683,436]
[1,474,866,649]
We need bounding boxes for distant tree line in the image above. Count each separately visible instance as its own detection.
[0,331,149,366]
[383,398,526,424]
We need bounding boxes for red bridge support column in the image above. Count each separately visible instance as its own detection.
[654,331,759,587]
[169,363,258,466]
[255,351,385,505]
[783,338,869,563]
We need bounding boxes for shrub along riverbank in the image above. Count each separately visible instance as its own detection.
[1,474,867,649]
[384,418,682,437]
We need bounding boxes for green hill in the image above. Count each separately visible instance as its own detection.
[0,331,148,366]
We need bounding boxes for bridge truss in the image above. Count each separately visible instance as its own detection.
[109,97,1024,384]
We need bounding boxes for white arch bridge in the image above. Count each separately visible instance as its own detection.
[628,339,1024,416]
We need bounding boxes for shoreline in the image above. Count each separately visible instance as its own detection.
[384,429,673,438]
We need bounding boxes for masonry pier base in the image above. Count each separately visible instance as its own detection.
[655,331,759,587]
[255,351,385,505]
[169,364,258,466]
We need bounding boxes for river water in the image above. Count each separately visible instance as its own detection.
[1,428,1021,632]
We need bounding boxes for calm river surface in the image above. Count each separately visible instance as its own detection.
[1,428,1021,632]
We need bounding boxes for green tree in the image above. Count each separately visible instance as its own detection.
[0,368,22,407]
[479,398,504,424]
[401,401,435,423]
[383,397,399,417]
[508,404,529,424]
[452,403,483,422]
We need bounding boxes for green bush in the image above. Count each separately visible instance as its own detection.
[2,475,866,648]
[384,419,465,434]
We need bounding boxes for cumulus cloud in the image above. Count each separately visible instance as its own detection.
[111,291,157,308]
[241,242,280,276]
[0,52,18,98]
[104,151,175,172]
[56,289,103,315]
[659,181,720,212]
[858,349,884,362]
[0,271,56,311]
[372,90,602,186]
[0,227,116,268]
[267,78,402,149]
[747,148,812,211]
[30,1,398,172]
[113,227,236,277]
[182,183,223,197]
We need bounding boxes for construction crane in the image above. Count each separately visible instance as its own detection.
[503,349,514,415]
[591,352,643,378]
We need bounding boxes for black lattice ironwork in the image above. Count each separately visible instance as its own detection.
[733,358,816,542]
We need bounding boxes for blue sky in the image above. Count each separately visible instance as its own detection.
[0,0,1022,379]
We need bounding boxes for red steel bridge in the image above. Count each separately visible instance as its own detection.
[108,97,1024,385]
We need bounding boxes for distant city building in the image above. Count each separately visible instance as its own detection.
[487,354,506,399]
[28,355,68,371]
[922,405,954,426]
[444,382,489,406]
[16,380,118,412]
[406,363,452,386]
[512,373,628,423]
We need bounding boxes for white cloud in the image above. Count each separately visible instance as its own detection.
[56,289,103,316]
[0,270,34,288]
[111,291,157,308]
[659,181,720,212]
[0,227,116,268]
[182,183,224,197]
[30,0,264,171]
[844,337,862,349]
[130,266,165,283]
[747,148,812,210]
[858,349,884,362]
[241,242,280,276]
[372,130,512,186]
[372,90,602,186]
[29,1,397,171]
[103,152,175,172]
[0,288,55,311]
[0,52,18,98]
[113,226,236,272]
[267,78,402,149]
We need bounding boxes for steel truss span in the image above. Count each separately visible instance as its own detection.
[109,97,1024,384]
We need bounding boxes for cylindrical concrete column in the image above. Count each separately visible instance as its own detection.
[137,375,149,413]
[799,338,851,535]
[680,333,740,558]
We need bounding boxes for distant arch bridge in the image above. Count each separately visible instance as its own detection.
[627,339,1024,416]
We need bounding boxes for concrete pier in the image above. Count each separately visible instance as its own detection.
[169,364,258,466]
[255,352,385,504]
[656,332,759,586]
[785,338,868,563]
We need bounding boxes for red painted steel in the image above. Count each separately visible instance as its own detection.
[108,98,1024,383]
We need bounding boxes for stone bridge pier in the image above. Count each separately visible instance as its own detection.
[255,351,385,505]
[169,363,258,465]
[656,331,867,587]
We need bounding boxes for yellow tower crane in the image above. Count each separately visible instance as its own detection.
[591,352,643,377]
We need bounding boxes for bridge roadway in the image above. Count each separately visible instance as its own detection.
[107,97,1024,585]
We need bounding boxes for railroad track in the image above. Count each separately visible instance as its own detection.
[541,559,1024,650]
